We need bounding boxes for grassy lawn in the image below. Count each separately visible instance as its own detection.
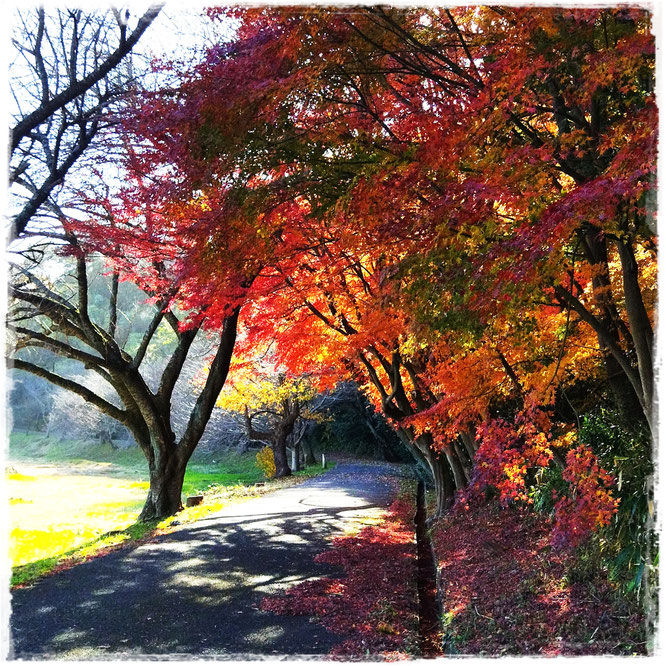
[7,433,330,587]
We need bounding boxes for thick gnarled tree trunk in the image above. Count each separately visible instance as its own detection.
[429,451,456,517]
[555,226,653,431]
[140,454,188,521]
[9,240,242,522]
[273,435,292,478]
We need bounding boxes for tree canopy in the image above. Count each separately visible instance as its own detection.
[8,6,656,551]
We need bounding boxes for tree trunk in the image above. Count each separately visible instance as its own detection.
[273,433,292,478]
[409,432,455,518]
[139,453,186,521]
[579,226,645,422]
[443,445,468,490]
[291,442,302,472]
[616,237,654,425]
[453,438,472,483]
[303,439,316,466]
[459,429,478,461]
[604,354,645,422]
[427,449,455,518]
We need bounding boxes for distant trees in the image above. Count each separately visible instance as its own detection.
[319,383,411,464]
[46,376,131,446]
[7,372,53,433]
[217,369,327,478]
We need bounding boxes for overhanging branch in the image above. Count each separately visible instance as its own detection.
[10,357,128,424]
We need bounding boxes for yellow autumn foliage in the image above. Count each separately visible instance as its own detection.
[256,445,276,479]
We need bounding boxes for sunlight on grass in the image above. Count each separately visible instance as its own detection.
[157,500,229,528]
[8,433,334,586]
[8,471,147,568]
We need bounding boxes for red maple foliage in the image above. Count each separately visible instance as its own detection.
[552,445,620,549]
[94,5,656,543]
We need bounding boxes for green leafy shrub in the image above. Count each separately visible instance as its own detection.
[526,407,654,600]
[578,409,655,597]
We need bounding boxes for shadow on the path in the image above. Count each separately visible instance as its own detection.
[10,464,401,658]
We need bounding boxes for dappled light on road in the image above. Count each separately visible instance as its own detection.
[10,462,408,658]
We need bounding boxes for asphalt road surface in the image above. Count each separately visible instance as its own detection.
[9,461,405,659]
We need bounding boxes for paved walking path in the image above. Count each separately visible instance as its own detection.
[10,462,406,659]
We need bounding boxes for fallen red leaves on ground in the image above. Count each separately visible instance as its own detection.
[261,494,420,659]
[432,501,647,656]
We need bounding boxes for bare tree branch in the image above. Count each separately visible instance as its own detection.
[10,5,162,152]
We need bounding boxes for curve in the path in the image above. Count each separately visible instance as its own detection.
[10,461,405,659]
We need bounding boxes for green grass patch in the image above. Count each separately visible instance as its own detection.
[293,462,336,479]
[182,455,264,496]
[12,556,61,587]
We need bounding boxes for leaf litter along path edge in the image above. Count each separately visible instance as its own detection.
[9,460,410,659]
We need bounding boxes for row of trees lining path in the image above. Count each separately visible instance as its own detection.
[8,7,655,553]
